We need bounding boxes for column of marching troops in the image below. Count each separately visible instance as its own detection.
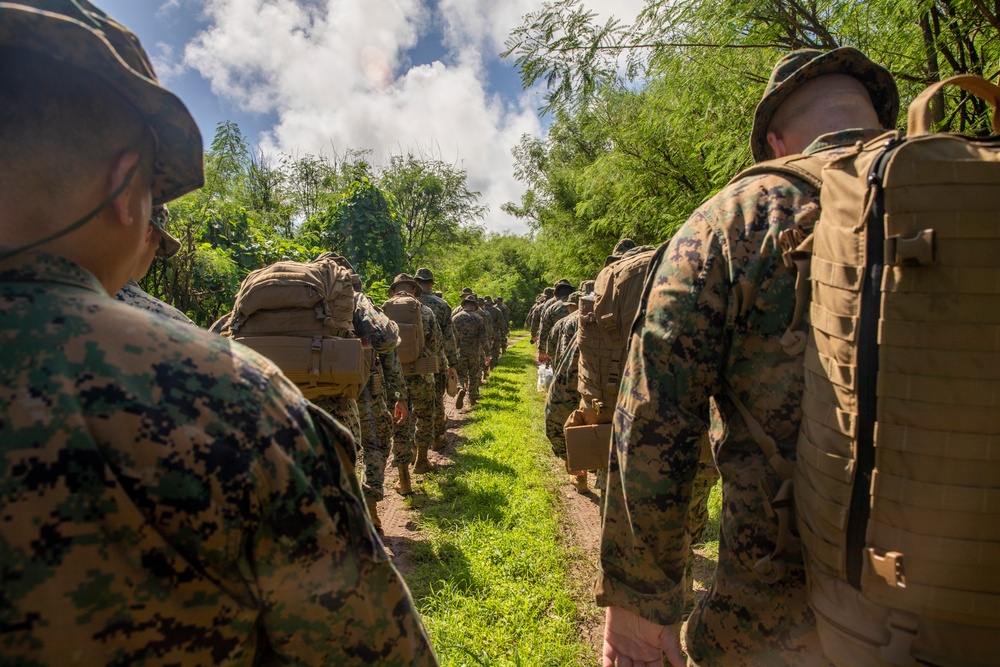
[524,242,722,614]
[310,267,512,531]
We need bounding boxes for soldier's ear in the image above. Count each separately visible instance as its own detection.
[766,130,788,159]
[107,150,148,229]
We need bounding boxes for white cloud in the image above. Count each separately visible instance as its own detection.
[179,0,644,235]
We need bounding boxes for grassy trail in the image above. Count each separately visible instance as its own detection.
[401,336,589,666]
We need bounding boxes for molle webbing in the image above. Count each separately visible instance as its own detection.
[793,122,1000,635]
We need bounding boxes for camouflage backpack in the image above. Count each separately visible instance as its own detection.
[564,247,656,470]
[224,255,367,400]
[381,295,425,365]
[731,75,1000,665]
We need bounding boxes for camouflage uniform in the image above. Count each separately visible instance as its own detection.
[544,336,580,461]
[550,309,579,365]
[417,289,457,445]
[483,299,504,366]
[115,278,195,325]
[0,249,436,665]
[314,293,399,447]
[537,296,570,359]
[357,341,409,502]
[528,296,553,341]
[391,298,443,469]
[494,298,510,351]
[453,304,488,404]
[596,130,883,666]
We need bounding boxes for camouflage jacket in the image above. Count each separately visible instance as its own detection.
[452,308,487,359]
[380,348,408,402]
[527,298,552,338]
[548,310,579,364]
[355,292,399,354]
[419,292,458,368]
[537,297,569,357]
[115,278,194,325]
[597,130,881,666]
[483,305,505,345]
[0,250,437,666]
[472,308,493,349]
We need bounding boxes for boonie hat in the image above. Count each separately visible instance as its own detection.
[461,294,478,306]
[390,273,421,296]
[751,47,898,163]
[0,1,204,204]
[150,204,180,258]
[414,267,435,283]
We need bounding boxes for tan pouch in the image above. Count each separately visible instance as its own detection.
[236,335,365,399]
[401,355,441,376]
[565,423,613,471]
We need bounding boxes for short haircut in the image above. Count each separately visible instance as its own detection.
[0,47,153,203]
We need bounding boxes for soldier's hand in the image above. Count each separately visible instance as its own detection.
[602,606,684,667]
[394,400,408,425]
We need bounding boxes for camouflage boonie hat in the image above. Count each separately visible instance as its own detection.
[483,296,493,303]
[495,296,503,303]
[461,294,478,306]
[751,47,899,163]
[612,238,636,255]
[568,291,582,304]
[580,280,595,293]
[0,1,204,204]
[150,205,180,259]
[414,267,435,283]
[462,287,473,294]
[390,273,421,296]
[553,279,573,293]
[543,287,555,297]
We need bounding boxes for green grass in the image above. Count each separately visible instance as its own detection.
[401,332,722,665]
[403,337,588,667]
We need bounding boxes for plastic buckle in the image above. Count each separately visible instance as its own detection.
[869,549,907,588]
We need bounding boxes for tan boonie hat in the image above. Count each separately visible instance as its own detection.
[150,205,180,259]
[461,294,478,306]
[0,1,204,204]
[751,47,899,163]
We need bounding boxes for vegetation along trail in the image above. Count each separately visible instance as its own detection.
[376,334,722,666]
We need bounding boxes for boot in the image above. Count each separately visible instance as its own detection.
[413,445,434,474]
[570,473,589,494]
[394,465,412,496]
[455,387,466,410]
[365,496,382,534]
[431,433,446,452]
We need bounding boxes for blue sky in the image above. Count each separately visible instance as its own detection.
[97,0,642,234]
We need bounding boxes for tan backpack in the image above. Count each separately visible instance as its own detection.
[736,75,1000,666]
[381,294,427,370]
[224,255,367,400]
[565,248,656,469]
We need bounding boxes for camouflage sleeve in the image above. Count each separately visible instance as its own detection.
[544,340,580,461]
[528,305,540,337]
[544,316,563,360]
[596,214,728,627]
[252,376,436,664]
[380,349,408,402]
[537,307,554,355]
[476,317,488,356]
[440,304,459,368]
[354,294,399,354]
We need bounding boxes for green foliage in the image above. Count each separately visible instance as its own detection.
[378,151,488,266]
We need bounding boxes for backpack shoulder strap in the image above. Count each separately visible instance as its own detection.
[727,154,825,191]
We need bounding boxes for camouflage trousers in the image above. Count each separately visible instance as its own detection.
[456,348,482,402]
[544,345,579,461]
[684,449,827,667]
[358,383,393,501]
[392,373,436,467]
[489,341,502,368]
[312,395,361,452]
[433,372,447,441]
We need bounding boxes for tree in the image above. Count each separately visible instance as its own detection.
[299,178,407,285]
[378,152,488,265]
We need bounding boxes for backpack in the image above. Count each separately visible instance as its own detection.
[223,255,367,400]
[381,294,425,366]
[735,75,1000,665]
[565,248,656,468]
